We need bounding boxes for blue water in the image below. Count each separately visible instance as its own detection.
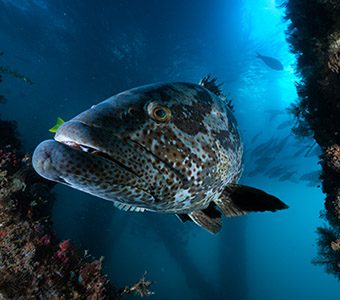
[1,0,340,299]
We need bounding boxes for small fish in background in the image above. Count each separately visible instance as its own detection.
[264,166,287,178]
[250,137,277,157]
[272,135,291,154]
[278,170,297,182]
[306,180,320,188]
[293,146,307,157]
[275,0,288,8]
[49,117,65,133]
[305,146,322,158]
[299,170,322,188]
[254,156,274,167]
[299,170,321,182]
[304,142,322,158]
[276,120,292,130]
[256,53,284,71]
[250,132,262,144]
[244,168,261,177]
[264,109,286,122]
[32,76,288,234]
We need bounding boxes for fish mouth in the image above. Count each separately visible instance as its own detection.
[55,137,164,203]
[32,139,159,206]
[57,136,188,186]
[54,120,188,185]
[57,139,140,178]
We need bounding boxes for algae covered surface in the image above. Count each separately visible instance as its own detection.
[284,0,340,279]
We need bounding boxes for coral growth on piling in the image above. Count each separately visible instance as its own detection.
[0,119,113,299]
[0,119,153,299]
[0,58,153,298]
[284,0,340,279]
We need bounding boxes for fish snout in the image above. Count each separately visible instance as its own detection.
[32,139,66,183]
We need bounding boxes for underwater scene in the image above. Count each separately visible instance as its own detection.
[1,0,340,299]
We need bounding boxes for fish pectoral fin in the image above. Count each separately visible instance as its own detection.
[215,184,288,216]
[188,203,222,234]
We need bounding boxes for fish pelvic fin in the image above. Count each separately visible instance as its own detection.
[188,203,222,234]
[215,184,288,217]
[49,117,65,133]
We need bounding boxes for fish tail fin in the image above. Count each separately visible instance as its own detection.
[215,184,288,217]
[176,185,287,233]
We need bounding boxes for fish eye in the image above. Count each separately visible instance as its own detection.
[147,102,171,123]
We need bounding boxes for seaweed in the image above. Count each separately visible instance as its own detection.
[312,226,340,280]
[284,0,340,279]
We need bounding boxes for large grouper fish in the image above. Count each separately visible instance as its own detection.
[33,76,288,233]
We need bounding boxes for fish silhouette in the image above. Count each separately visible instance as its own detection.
[256,53,284,71]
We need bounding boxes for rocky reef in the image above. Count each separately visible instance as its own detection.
[284,0,340,279]
[0,119,153,299]
[0,61,153,299]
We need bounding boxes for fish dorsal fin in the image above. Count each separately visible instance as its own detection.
[112,200,146,212]
[199,75,234,112]
[215,184,288,217]
[199,75,224,97]
[188,203,222,234]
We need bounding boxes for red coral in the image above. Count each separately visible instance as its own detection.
[59,239,71,252]
[38,234,51,246]
[0,230,7,238]
[55,240,72,264]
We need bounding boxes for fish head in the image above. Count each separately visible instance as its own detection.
[33,82,242,212]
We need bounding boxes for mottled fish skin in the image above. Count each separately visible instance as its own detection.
[33,82,243,213]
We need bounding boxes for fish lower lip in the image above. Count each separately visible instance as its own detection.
[58,140,140,177]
